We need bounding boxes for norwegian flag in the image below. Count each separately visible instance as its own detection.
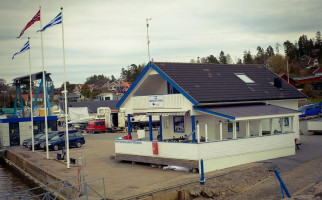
[17,10,40,38]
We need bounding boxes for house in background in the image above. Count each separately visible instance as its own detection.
[115,62,307,173]
[95,92,123,101]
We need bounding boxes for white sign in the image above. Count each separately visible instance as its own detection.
[149,95,164,108]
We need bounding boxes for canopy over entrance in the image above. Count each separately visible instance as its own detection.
[194,103,301,121]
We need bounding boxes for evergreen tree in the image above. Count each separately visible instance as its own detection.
[219,51,227,64]
[243,50,253,64]
[265,46,275,57]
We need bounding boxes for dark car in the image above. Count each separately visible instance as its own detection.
[23,133,44,146]
[41,133,85,151]
[27,131,64,150]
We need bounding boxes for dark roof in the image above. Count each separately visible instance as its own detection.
[60,100,118,113]
[153,62,307,104]
[195,103,300,120]
[13,71,52,84]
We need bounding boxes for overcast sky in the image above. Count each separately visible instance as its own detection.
[1,0,321,87]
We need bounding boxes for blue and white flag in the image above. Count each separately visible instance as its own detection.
[12,41,30,59]
[37,12,62,33]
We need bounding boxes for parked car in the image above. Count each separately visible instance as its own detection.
[40,132,85,151]
[86,120,106,133]
[22,133,44,146]
[27,131,64,150]
[299,102,322,118]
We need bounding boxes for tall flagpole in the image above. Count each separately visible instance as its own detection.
[146,18,152,62]
[39,6,49,159]
[61,7,70,169]
[28,37,35,152]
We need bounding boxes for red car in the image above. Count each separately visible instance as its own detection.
[86,120,106,133]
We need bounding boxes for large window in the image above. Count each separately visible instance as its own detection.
[173,116,185,133]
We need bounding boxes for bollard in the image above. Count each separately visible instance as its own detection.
[200,159,205,185]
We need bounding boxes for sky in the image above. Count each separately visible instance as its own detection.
[1,0,321,88]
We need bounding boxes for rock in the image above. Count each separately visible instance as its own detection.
[313,182,322,197]
[286,194,315,200]
[202,187,214,198]
[189,187,202,197]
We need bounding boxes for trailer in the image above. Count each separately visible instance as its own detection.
[95,107,126,132]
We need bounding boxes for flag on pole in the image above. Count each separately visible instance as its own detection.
[17,10,40,38]
[37,12,62,33]
[12,41,30,59]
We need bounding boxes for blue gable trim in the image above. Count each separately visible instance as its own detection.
[151,63,198,106]
[0,116,58,123]
[116,63,152,108]
[193,106,235,120]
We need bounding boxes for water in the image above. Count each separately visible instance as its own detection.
[0,162,32,199]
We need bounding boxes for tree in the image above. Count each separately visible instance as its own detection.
[60,82,76,93]
[265,46,275,57]
[206,55,219,64]
[85,74,109,87]
[268,54,288,74]
[110,75,116,82]
[120,64,145,82]
[298,35,309,56]
[255,46,265,64]
[315,31,321,48]
[219,51,227,64]
[80,83,91,98]
[226,53,233,64]
[275,42,281,54]
[0,78,9,108]
[283,40,297,61]
[243,50,253,64]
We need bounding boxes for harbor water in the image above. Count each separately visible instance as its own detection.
[0,162,32,198]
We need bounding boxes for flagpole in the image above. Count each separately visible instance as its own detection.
[28,37,35,152]
[61,7,70,169]
[39,6,49,159]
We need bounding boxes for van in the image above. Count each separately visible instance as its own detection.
[299,102,322,118]
[86,120,106,133]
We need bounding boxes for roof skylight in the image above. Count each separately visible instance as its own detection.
[235,73,255,84]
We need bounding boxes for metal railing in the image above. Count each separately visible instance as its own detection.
[0,176,106,200]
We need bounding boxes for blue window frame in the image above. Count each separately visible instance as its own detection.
[173,116,185,133]
[228,122,239,132]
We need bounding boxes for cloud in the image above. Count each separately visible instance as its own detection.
[1,0,322,87]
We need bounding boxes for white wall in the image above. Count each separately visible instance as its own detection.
[19,121,32,145]
[0,123,9,146]
[115,132,296,173]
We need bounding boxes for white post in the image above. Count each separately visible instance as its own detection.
[197,124,200,143]
[219,122,223,140]
[61,7,70,169]
[270,119,274,134]
[281,118,285,133]
[291,116,294,132]
[246,121,250,137]
[205,124,208,142]
[233,122,237,139]
[28,38,34,152]
[39,6,49,159]
[259,120,262,136]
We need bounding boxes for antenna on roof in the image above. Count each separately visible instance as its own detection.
[146,18,152,62]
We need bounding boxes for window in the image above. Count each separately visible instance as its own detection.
[228,122,240,132]
[235,73,255,84]
[173,116,185,133]
[167,82,180,94]
[104,97,110,100]
[284,118,289,126]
